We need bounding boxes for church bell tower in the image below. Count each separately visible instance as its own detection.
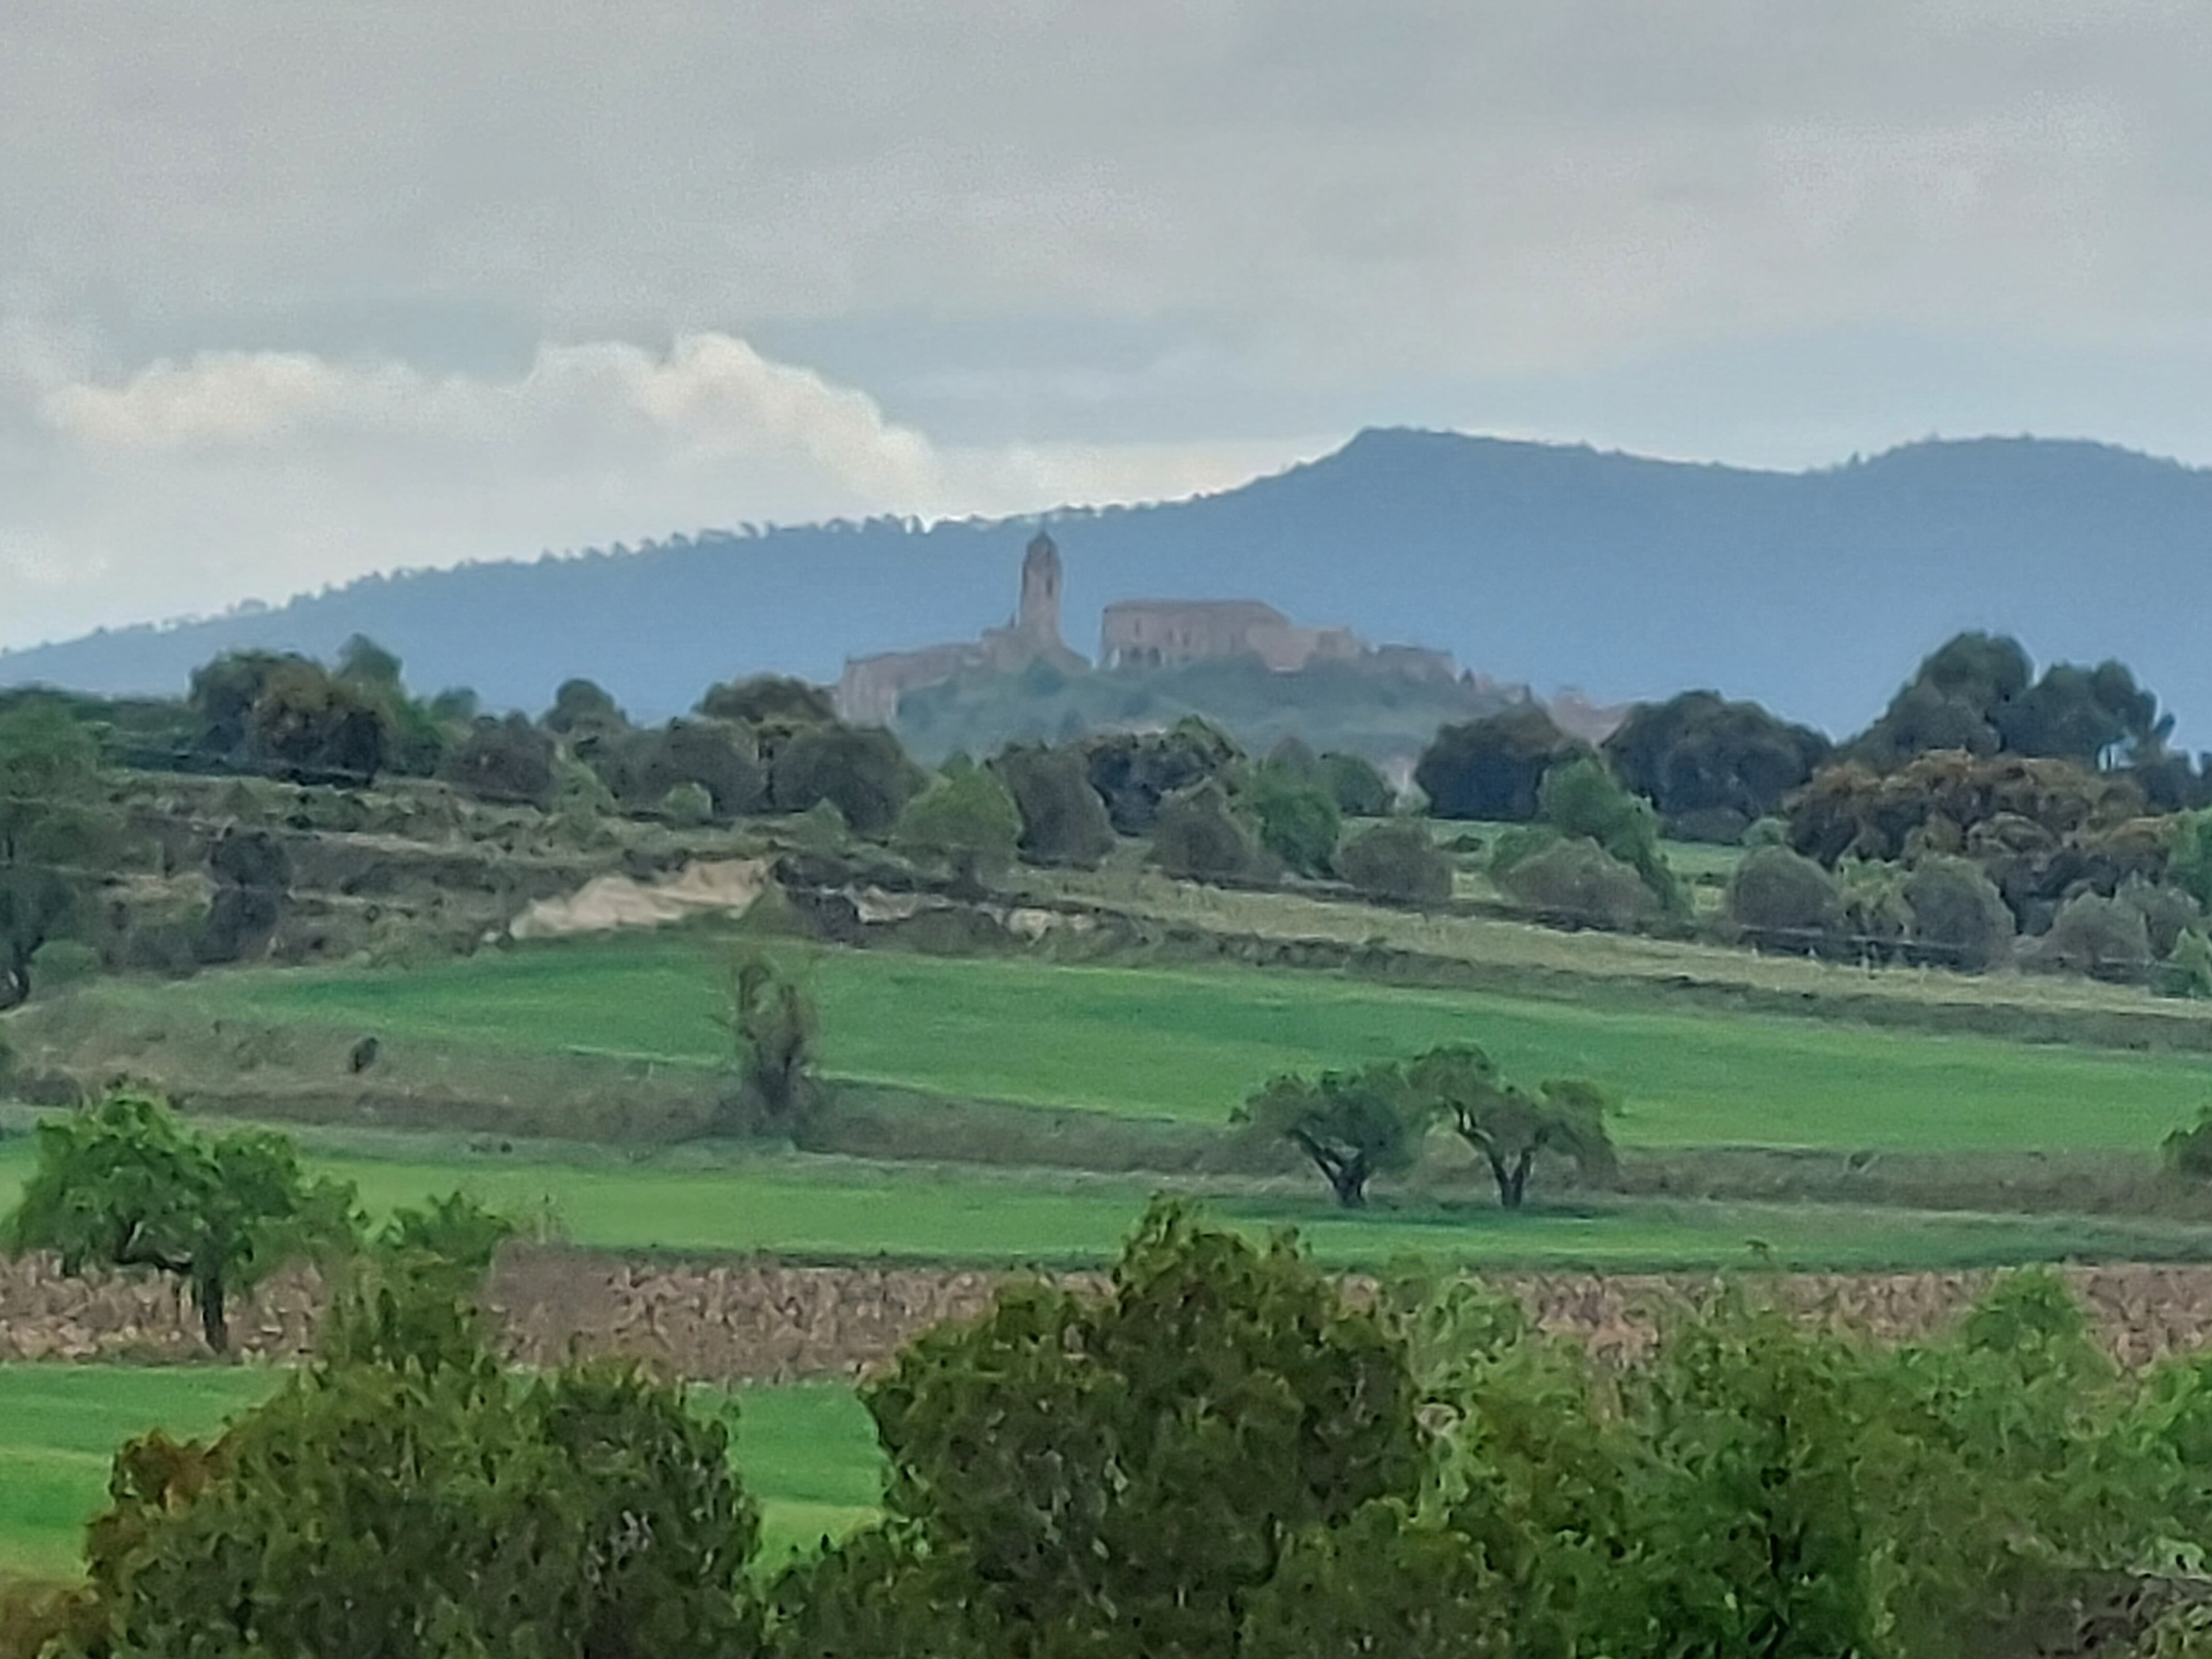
[1018,530,1063,646]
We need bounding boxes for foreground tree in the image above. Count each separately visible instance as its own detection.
[1237,1066,1421,1207]
[842,1201,1422,1659]
[3,1092,358,1349]
[1407,1046,1616,1209]
[79,1271,760,1658]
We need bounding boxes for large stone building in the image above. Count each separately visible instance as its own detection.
[1100,599,1455,678]
[835,532,1086,725]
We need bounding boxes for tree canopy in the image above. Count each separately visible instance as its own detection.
[1603,688,1831,841]
[3,1091,358,1350]
[1237,1065,1421,1207]
[1414,704,1584,821]
[1406,1044,1617,1209]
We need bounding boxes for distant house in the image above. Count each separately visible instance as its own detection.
[834,532,1087,725]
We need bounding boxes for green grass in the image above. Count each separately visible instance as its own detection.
[0,1366,882,1583]
[131,931,2212,1154]
[2,1128,2206,1275]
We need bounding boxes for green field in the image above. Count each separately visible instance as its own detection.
[1,1128,2204,1273]
[0,1366,881,1582]
[114,932,2212,1154]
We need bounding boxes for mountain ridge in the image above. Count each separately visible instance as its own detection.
[8,429,2210,741]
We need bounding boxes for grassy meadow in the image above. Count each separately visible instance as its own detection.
[84,930,2212,1154]
[0,1366,881,1583]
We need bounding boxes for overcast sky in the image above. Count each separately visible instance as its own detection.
[4,0,2210,652]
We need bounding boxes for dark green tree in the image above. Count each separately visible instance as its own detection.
[1237,1065,1421,1208]
[81,1270,759,1658]
[699,675,838,730]
[1902,855,2015,972]
[859,1201,1422,1659]
[989,742,1116,867]
[545,677,630,742]
[770,724,924,836]
[1407,1046,1616,1209]
[3,1091,358,1350]
[1414,704,1583,821]
[1083,718,1244,835]
[1603,689,1831,841]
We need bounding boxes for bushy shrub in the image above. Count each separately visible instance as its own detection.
[1337,820,1453,906]
[894,762,1023,875]
[1494,839,1657,929]
[1902,855,2015,971]
[28,937,101,989]
[1318,751,1394,818]
[442,713,558,808]
[2022,890,2153,980]
[2124,877,2206,959]
[2164,1109,2212,1181]
[661,781,716,828]
[1249,766,1341,877]
[1537,753,1681,910]
[1725,845,1841,951]
[1084,719,1244,835]
[1149,783,1259,884]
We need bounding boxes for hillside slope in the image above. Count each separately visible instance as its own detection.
[7,431,2209,737]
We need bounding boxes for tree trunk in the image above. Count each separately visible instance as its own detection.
[1504,1154,1533,1210]
[195,1273,230,1354]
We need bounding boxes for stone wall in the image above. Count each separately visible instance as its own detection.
[12,1248,2212,1378]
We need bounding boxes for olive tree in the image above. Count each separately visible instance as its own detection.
[1407,1045,1617,1209]
[1237,1065,1422,1207]
[3,1091,358,1350]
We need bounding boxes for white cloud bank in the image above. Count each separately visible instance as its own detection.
[0,330,1321,652]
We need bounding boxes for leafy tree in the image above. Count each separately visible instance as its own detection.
[1239,1499,1505,1659]
[80,1270,760,1658]
[1237,1066,1421,1207]
[1083,718,1244,835]
[1150,780,1260,884]
[1318,750,1394,817]
[990,742,1116,867]
[1902,855,2015,972]
[770,723,924,835]
[0,698,113,1008]
[442,711,559,807]
[1414,703,1584,821]
[1537,752,1681,909]
[726,956,818,1136]
[333,632,404,694]
[1249,763,1341,877]
[376,1190,518,1291]
[1407,1046,1616,1209]
[230,654,390,782]
[1336,818,1453,906]
[3,1091,358,1350]
[858,1201,1421,1659]
[1603,688,1831,841]
[1725,845,1841,951]
[894,758,1023,876]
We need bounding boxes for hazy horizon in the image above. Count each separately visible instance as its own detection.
[6,4,2212,655]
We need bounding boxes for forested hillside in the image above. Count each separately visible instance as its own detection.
[7,430,2211,737]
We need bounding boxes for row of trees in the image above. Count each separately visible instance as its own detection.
[20,1201,2212,1658]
